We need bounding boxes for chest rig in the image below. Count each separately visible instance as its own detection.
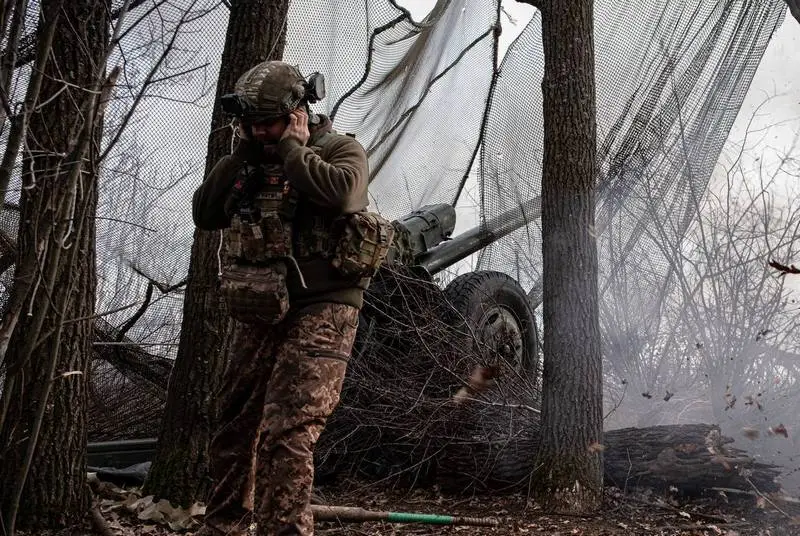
[219,134,395,326]
[224,162,298,264]
[220,160,297,326]
[222,141,335,284]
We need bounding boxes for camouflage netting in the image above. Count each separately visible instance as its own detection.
[1,0,798,493]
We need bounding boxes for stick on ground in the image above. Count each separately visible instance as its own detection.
[311,504,499,526]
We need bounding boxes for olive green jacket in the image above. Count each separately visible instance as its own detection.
[192,116,371,309]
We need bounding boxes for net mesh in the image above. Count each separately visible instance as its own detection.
[0,0,797,491]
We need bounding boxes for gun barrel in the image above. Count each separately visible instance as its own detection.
[416,196,542,274]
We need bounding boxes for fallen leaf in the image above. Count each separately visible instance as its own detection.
[741,427,759,440]
[769,423,788,438]
[124,494,150,511]
[138,500,165,522]
[187,502,206,517]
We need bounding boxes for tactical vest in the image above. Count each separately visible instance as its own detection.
[223,132,394,277]
[219,132,394,326]
[223,133,335,264]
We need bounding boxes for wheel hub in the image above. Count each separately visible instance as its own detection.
[476,305,524,371]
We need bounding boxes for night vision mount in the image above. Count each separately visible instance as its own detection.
[220,71,326,118]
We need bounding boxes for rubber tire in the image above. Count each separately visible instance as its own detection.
[443,270,539,379]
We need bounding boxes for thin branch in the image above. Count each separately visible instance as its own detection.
[91,215,156,233]
[97,0,202,163]
[0,0,63,202]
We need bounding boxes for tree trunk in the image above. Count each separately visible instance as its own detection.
[532,0,603,514]
[0,0,109,531]
[143,0,290,507]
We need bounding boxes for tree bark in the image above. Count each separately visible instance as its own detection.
[0,0,109,531]
[531,0,603,514]
[143,0,290,507]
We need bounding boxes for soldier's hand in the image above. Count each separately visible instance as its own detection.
[281,108,310,146]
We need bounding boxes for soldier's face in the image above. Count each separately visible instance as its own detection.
[249,116,288,143]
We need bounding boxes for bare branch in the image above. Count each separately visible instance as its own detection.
[0,0,63,204]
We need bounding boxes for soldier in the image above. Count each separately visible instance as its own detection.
[192,61,388,536]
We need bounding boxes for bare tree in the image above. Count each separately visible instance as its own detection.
[143,0,292,507]
[0,1,219,532]
[516,0,603,514]
[0,0,111,531]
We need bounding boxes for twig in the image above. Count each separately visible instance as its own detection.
[128,262,188,293]
[744,476,794,520]
[91,216,156,233]
[604,381,628,420]
[455,396,540,414]
[92,342,179,346]
[62,300,145,324]
[710,487,800,504]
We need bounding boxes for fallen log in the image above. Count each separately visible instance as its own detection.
[416,422,783,496]
[602,424,782,494]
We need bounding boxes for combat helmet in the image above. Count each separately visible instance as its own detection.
[220,61,325,120]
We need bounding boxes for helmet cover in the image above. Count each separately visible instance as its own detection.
[234,61,307,118]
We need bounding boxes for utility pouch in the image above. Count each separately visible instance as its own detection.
[220,261,290,325]
[330,211,395,277]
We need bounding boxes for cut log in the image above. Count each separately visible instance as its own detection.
[431,423,781,496]
[602,424,782,494]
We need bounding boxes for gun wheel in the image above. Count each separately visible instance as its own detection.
[443,270,539,378]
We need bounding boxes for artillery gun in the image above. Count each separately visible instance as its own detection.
[362,198,542,378]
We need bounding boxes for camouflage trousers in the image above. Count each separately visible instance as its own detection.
[202,302,359,536]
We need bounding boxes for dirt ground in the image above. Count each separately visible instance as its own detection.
[312,482,798,536]
[20,478,800,536]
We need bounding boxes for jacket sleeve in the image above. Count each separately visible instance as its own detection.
[278,134,370,213]
[192,155,241,231]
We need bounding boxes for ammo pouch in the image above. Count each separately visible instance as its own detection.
[220,261,290,325]
[330,211,395,277]
[227,212,293,262]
